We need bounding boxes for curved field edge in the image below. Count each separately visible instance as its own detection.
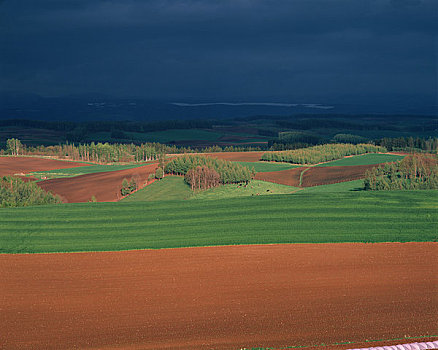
[0,191,436,254]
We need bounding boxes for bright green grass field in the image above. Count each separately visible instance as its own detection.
[316,153,404,167]
[234,161,300,172]
[123,176,193,201]
[1,191,436,253]
[123,177,299,202]
[192,180,299,199]
[30,163,150,179]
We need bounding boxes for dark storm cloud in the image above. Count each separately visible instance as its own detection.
[0,0,436,100]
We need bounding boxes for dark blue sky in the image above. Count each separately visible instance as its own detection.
[0,0,437,102]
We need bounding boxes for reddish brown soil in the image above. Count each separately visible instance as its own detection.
[1,243,436,350]
[38,163,157,203]
[0,156,90,177]
[301,164,379,187]
[255,167,303,186]
[202,151,265,162]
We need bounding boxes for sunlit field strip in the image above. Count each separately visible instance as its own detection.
[0,191,436,253]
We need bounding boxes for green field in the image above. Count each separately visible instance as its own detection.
[30,163,151,179]
[234,161,300,172]
[192,180,299,199]
[1,191,436,253]
[123,176,193,201]
[123,177,298,201]
[301,180,365,192]
[316,153,404,167]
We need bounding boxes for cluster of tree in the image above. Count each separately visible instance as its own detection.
[364,154,438,190]
[6,138,23,155]
[120,178,137,196]
[185,166,221,191]
[0,176,61,207]
[261,143,386,164]
[164,155,255,186]
[9,142,161,163]
[375,137,438,153]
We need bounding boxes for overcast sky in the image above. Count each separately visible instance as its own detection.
[0,0,437,101]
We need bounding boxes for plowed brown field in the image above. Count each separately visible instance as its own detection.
[38,163,157,202]
[1,243,436,350]
[0,156,89,177]
[301,164,379,187]
[254,167,303,186]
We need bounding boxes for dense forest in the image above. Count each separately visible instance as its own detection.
[375,137,438,153]
[261,143,386,164]
[164,155,254,187]
[0,176,61,207]
[364,154,438,190]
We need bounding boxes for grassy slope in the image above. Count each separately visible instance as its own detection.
[234,161,300,172]
[1,191,436,253]
[316,153,404,167]
[30,163,151,179]
[192,180,298,199]
[123,176,193,202]
[124,177,298,202]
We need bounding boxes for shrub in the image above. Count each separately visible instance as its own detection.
[121,178,137,196]
[155,167,164,180]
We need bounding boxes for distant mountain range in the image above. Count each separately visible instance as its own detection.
[0,92,436,121]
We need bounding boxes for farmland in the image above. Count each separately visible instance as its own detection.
[1,150,437,350]
[29,163,151,179]
[315,153,404,167]
[1,243,436,350]
[1,191,436,254]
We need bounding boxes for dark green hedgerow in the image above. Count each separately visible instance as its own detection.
[261,143,386,164]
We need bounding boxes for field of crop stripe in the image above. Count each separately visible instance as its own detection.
[0,191,436,253]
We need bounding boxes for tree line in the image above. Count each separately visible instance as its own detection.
[261,143,386,165]
[0,176,61,208]
[1,138,263,163]
[164,155,255,189]
[364,154,438,190]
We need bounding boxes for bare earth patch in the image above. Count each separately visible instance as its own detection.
[37,163,158,202]
[0,156,90,177]
[1,243,436,350]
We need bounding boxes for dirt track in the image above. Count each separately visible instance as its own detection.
[0,156,89,177]
[1,243,436,350]
[38,163,157,202]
